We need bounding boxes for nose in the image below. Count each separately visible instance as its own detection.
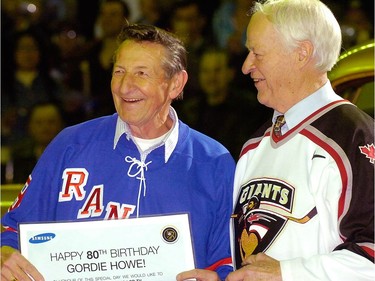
[118,72,135,92]
[242,51,256,75]
[112,72,133,96]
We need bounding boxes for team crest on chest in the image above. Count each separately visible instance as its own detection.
[232,178,295,268]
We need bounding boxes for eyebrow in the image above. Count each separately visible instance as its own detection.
[113,64,149,70]
[244,43,253,52]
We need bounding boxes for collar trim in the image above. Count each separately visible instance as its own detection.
[113,107,179,162]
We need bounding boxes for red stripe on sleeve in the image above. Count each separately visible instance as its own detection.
[362,245,375,259]
[205,257,233,271]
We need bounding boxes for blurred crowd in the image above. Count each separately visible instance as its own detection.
[1,0,374,184]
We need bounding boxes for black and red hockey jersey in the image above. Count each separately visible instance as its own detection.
[232,95,374,280]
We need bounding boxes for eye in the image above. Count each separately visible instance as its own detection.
[250,49,258,56]
[113,68,124,76]
[136,70,149,77]
[248,47,260,58]
[253,52,263,60]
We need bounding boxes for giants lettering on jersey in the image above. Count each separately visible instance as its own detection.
[59,168,135,219]
[233,178,295,269]
[238,179,294,212]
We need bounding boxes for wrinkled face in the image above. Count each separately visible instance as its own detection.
[111,40,176,135]
[242,13,297,111]
[199,52,233,105]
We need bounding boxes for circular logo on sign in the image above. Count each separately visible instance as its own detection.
[161,226,179,243]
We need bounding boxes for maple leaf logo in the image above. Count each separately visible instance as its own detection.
[359,144,375,164]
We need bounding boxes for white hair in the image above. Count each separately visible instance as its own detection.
[251,0,342,72]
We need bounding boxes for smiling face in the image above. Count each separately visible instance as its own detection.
[242,13,300,113]
[111,40,186,138]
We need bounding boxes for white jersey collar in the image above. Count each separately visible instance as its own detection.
[113,107,179,163]
[272,81,343,133]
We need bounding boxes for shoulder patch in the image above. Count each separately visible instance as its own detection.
[359,144,375,164]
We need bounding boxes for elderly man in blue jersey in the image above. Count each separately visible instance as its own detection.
[177,0,374,281]
[0,23,235,280]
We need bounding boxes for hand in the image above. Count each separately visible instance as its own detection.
[1,246,44,281]
[225,253,282,281]
[176,269,221,281]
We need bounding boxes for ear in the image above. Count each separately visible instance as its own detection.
[297,40,314,65]
[169,70,188,99]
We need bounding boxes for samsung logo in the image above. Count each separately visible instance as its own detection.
[29,233,56,244]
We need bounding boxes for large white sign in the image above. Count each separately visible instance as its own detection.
[19,214,195,281]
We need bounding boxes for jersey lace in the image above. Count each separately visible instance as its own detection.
[125,156,152,217]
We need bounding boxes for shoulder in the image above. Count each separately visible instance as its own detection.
[239,118,273,158]
[312,104,374,141]
[53,114,117,146]
[34,115,117,170]
[177,121,235,164]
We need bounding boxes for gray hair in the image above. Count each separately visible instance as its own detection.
[250,0,342,72]
[115,22,187,79]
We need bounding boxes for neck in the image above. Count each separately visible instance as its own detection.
[129,115,174,139]
[278,72,328,113]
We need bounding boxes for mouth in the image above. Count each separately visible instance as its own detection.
[124,98,142,103]
[253,78,265,84]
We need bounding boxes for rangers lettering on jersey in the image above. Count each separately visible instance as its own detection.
[59,168,88,201]
[58,168,136,219]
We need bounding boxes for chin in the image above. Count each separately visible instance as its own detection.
[257,91,266,104]
[257,94,273,110]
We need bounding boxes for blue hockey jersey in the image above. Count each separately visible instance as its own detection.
[1,110,235,278]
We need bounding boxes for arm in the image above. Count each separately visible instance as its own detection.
[281,113,375,280]
[205,154,235,279]
[177,153,235,281]
[1,131,70,279]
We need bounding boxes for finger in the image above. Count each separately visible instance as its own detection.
[253,252,269,261]
[3,251,44,281]
[14,263,44,281]
[177,269,219,281]
[225,267,250,281]
[176,269,198,281]
[1,266,16,281]
[242,252,272,266]
[3,260,33,281]
[242,254,257,266]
